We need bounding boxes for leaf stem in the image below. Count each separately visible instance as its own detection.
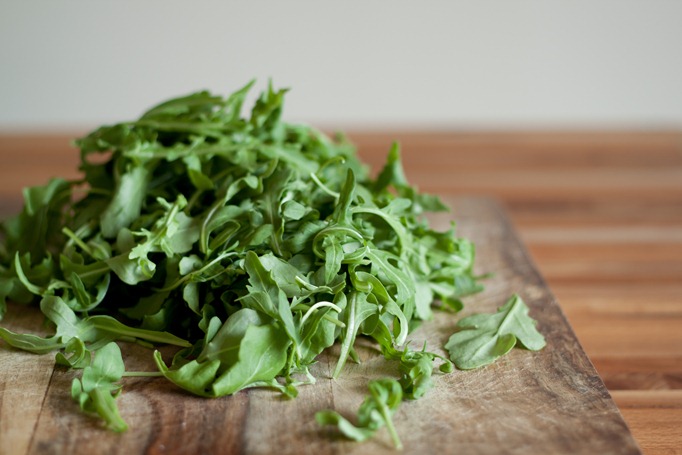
[292,303,345,328]
[91,321,192,347]
[379,403,403,450]
[299,301,342,325]
[62,226,95,257]
[309,172,340,198]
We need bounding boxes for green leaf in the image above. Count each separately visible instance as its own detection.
[105,253,153,285]
[298,303,339,365]
[282,200,307,221]
[154,352,221,397]
[13,253,45,295]
[241,251,281,318]
[87,315,192,348]
[197,308,265,366]
[183,154,215,191]
[0,327,64,354]
[40,295,83,341]
[127,195,190,276]
[256,253,304,298]
[365,248,415,321]
[71,342,127,431]
[316,378,404,449]
[211,323,290,395]
[100,165,150,239]
[445,294,546,370]
[322,235,344,285]
[155,321,291,397]
[333,292,377,379]
[315,411,376,442]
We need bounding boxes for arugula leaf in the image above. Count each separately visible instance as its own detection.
[101,165,150,239]
[445,294,546,370]
[0,327,65,354]
[71,342,127,432]
[333,292,377,379]
[316,378,404,449]
[210,323,290,395]
[155,312,291,397]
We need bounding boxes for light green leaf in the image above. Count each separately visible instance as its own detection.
[316,378,403,449]
[211,323,290,396]
[100,165,150,239]
[72,342,127,432]
[445,294,545,370]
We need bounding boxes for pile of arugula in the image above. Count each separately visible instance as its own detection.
[0,81,544,447]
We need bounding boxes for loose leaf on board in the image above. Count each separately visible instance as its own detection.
[316,378,404,449]
[71,342,127,432]
[445,294,546,370]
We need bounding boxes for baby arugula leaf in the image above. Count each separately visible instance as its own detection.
[0,327,65,354]
[210,323,290,395]
[71,342,127,432]
[155,308,291,397]
[316,378,404,450]
[100,165,150,239]
[333,291,377,379]
[445,294,546,370]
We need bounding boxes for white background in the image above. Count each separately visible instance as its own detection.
[2,1,682,130]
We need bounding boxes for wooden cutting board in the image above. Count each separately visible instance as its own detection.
[0,196,641,455]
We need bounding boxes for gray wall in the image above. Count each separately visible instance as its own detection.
[2,1,682,130]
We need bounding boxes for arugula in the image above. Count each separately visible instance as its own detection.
[71,342,128,432]
[316,378,404,450]
[445,294,546,370]
[0,81,544,444]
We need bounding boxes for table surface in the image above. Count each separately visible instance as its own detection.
[0,130,681,454]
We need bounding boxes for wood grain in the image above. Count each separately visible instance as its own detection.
[0,197,639,455]
[613,391,682,455]
[0,307,55,455]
